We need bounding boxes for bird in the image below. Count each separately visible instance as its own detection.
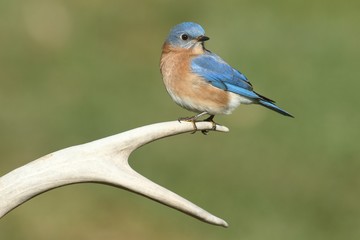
[160,22,293,133]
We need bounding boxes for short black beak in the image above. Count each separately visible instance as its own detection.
[197,35,210,42]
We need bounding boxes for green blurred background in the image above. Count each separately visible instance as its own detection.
[1,0,359,239]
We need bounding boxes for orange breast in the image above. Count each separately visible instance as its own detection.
[160,44,230,115]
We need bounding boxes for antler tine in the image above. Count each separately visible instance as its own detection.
[0,121,229,227]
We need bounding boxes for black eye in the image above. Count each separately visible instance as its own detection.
[181,34,189,40]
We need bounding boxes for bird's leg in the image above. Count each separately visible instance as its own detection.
[201,115,217,135]
[178,112,208,134]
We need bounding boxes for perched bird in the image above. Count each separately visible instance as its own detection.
[160,22,293,133]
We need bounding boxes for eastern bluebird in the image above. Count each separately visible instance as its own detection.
[160,22,293,133]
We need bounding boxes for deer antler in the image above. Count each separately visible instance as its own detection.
[0,121,229,227]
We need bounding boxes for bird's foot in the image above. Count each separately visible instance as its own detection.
[178,113,218,135]
[178,116,198,134]
[201,115,217,135]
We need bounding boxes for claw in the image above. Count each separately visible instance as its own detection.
[178,113,219,135]
[201,115,217,135]
[178,112,208,134]
[178,116,198,133]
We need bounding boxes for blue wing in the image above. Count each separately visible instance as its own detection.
[191,52,261,100]
[191,52,294,117]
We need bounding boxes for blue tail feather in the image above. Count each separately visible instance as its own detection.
[258,99,294,118]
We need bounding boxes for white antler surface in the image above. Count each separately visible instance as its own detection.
[0,121,229,227]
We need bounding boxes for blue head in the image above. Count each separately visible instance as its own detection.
[165,22,209,49]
